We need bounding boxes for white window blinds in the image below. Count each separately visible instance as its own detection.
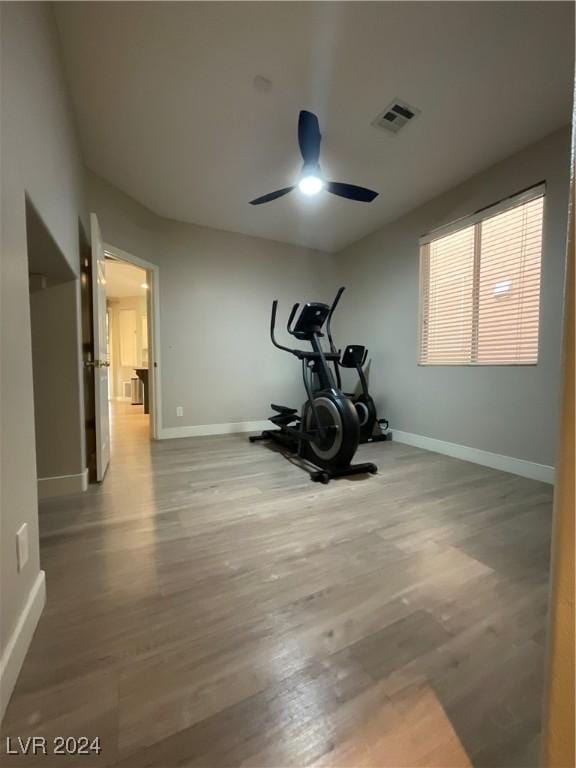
[419,187,545,365]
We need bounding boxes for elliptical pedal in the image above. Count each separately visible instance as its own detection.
[270,413,299,427]
[271,404,298,415]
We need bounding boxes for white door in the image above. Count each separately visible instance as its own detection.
[91,213,111,481]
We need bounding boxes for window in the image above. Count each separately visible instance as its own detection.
[419,185,545,365]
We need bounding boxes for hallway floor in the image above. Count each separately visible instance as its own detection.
[1,404,553,766]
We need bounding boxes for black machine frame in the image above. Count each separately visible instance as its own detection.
[325,287,389,443]
[249,295,377,483]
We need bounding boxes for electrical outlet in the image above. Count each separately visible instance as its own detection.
[176,406,183,418]
[16,523,29,572]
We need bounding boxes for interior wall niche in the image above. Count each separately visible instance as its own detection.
[25,198,85,491]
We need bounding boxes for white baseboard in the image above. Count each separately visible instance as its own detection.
[37,468,88,499]
[0,570,46,722]
[158,420,270,440]
[157,422,554,484]
[392,430,554,484]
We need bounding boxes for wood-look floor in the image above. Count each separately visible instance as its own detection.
[1,402,553,767]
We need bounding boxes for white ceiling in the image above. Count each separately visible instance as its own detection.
[104,259,147,298]
[55,2,574,253]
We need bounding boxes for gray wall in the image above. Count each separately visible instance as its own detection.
[1,1,86,678]
[86,171,339,430]
[334,128,571,467]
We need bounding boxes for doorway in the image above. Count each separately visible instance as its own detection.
[103,256,150,437]
[101,245,160,442]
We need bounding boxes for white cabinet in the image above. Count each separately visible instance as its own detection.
[119,308,138,366]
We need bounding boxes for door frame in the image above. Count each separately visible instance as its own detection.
[79,223,98,481]
[102,244,162,440]
[90,213,111,481]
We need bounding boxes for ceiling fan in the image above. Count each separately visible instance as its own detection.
[249,110,379,206]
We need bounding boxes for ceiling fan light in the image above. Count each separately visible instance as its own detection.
[298,175,324,196]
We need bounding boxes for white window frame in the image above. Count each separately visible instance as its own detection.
[418,183,546,367]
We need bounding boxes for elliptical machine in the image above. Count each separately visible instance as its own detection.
[326,287,389,444]
[249,297,377,484]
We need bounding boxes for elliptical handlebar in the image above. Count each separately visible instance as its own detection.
[270,300,310,358]
[287,303,300,335]
[270,300,295,356]
[327,286,345,355]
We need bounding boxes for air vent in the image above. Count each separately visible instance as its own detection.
[372,99,420,136]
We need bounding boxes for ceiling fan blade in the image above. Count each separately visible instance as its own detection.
[249,186,295,205]
[326,182,378,203]
[298,110,321,166]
